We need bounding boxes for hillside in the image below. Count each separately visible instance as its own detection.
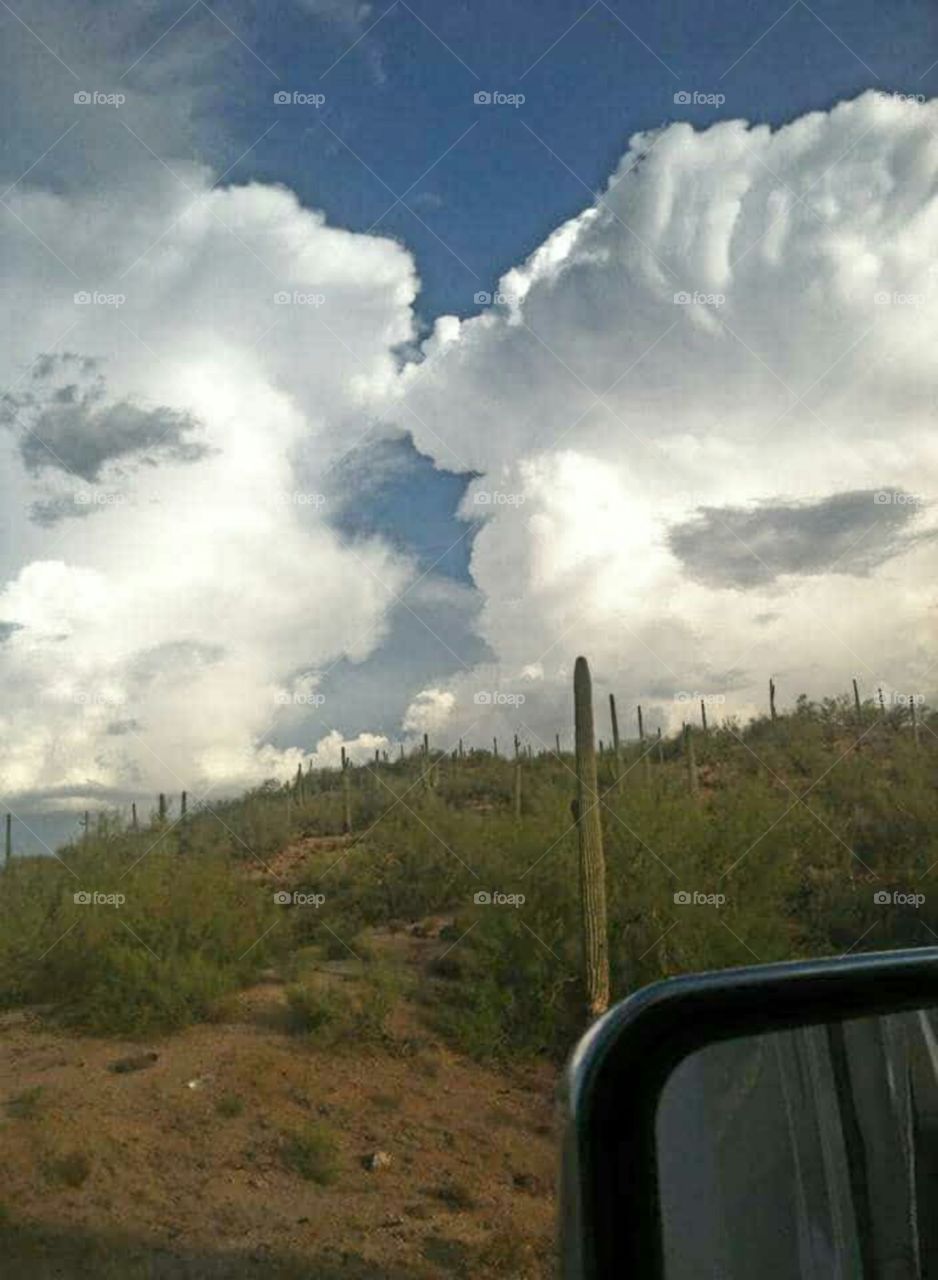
[0,687,935,1275]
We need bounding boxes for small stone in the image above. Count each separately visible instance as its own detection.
[363,1150,392,1171]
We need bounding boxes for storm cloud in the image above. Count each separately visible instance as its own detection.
[667,491,930,589]
[1,354,208,489]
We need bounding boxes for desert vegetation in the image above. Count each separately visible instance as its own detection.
[1,669,935,1062]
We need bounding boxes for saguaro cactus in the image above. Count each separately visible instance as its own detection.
[700,698,708,734]
[684,723,699,797]
[555,733,561,756]
[573,656,610,1021]
[514,761,523,819]
[342,767,352,834]
[158,794,166,824]
[769,677,777,722]
[131,802,138,832]
[852,678,862,724]
[609,693,622,789]
[492,736,498,758]
[637,703,652,783]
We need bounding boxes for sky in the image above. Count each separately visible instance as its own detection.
[1,0,937,849]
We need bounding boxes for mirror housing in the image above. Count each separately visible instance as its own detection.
[560,946,938,1278]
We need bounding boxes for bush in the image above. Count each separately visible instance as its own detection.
[281,1123,339,1185]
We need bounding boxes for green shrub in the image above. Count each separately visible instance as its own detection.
[281,1123,339,1185]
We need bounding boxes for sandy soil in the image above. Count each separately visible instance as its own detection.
[0,841,559,1278]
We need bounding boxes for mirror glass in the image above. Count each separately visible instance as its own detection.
[656,1009,938,1279]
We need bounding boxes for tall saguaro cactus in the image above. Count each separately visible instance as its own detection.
[342,767,352,835]
[852,678,862,725]
[637,704,651,784]
[609,693,622,790]
[769,677,777,722]
[514,761,523,819]
[684,723,699,797]
[573,657,610,1021]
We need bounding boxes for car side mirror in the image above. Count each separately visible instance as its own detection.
[560,946,938,1278]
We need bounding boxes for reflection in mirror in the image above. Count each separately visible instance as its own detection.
[656,1009,938,1279]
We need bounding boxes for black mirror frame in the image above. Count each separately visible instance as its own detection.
[559,945,938,1278]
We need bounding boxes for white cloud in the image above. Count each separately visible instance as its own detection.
[0,171,418,805]
[402,687,456,737]
[385,91,938,742]
[6,71,938,813]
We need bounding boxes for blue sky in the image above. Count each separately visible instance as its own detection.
[201,0,936,320]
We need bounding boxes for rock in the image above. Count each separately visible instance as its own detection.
[363,1150,392,1172]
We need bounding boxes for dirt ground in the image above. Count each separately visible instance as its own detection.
[0,840,560,1278]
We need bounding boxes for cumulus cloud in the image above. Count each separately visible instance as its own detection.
[0,166,418,806]
[402,687,456,737]
[6,58,938,815]
[384,92,938,740]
